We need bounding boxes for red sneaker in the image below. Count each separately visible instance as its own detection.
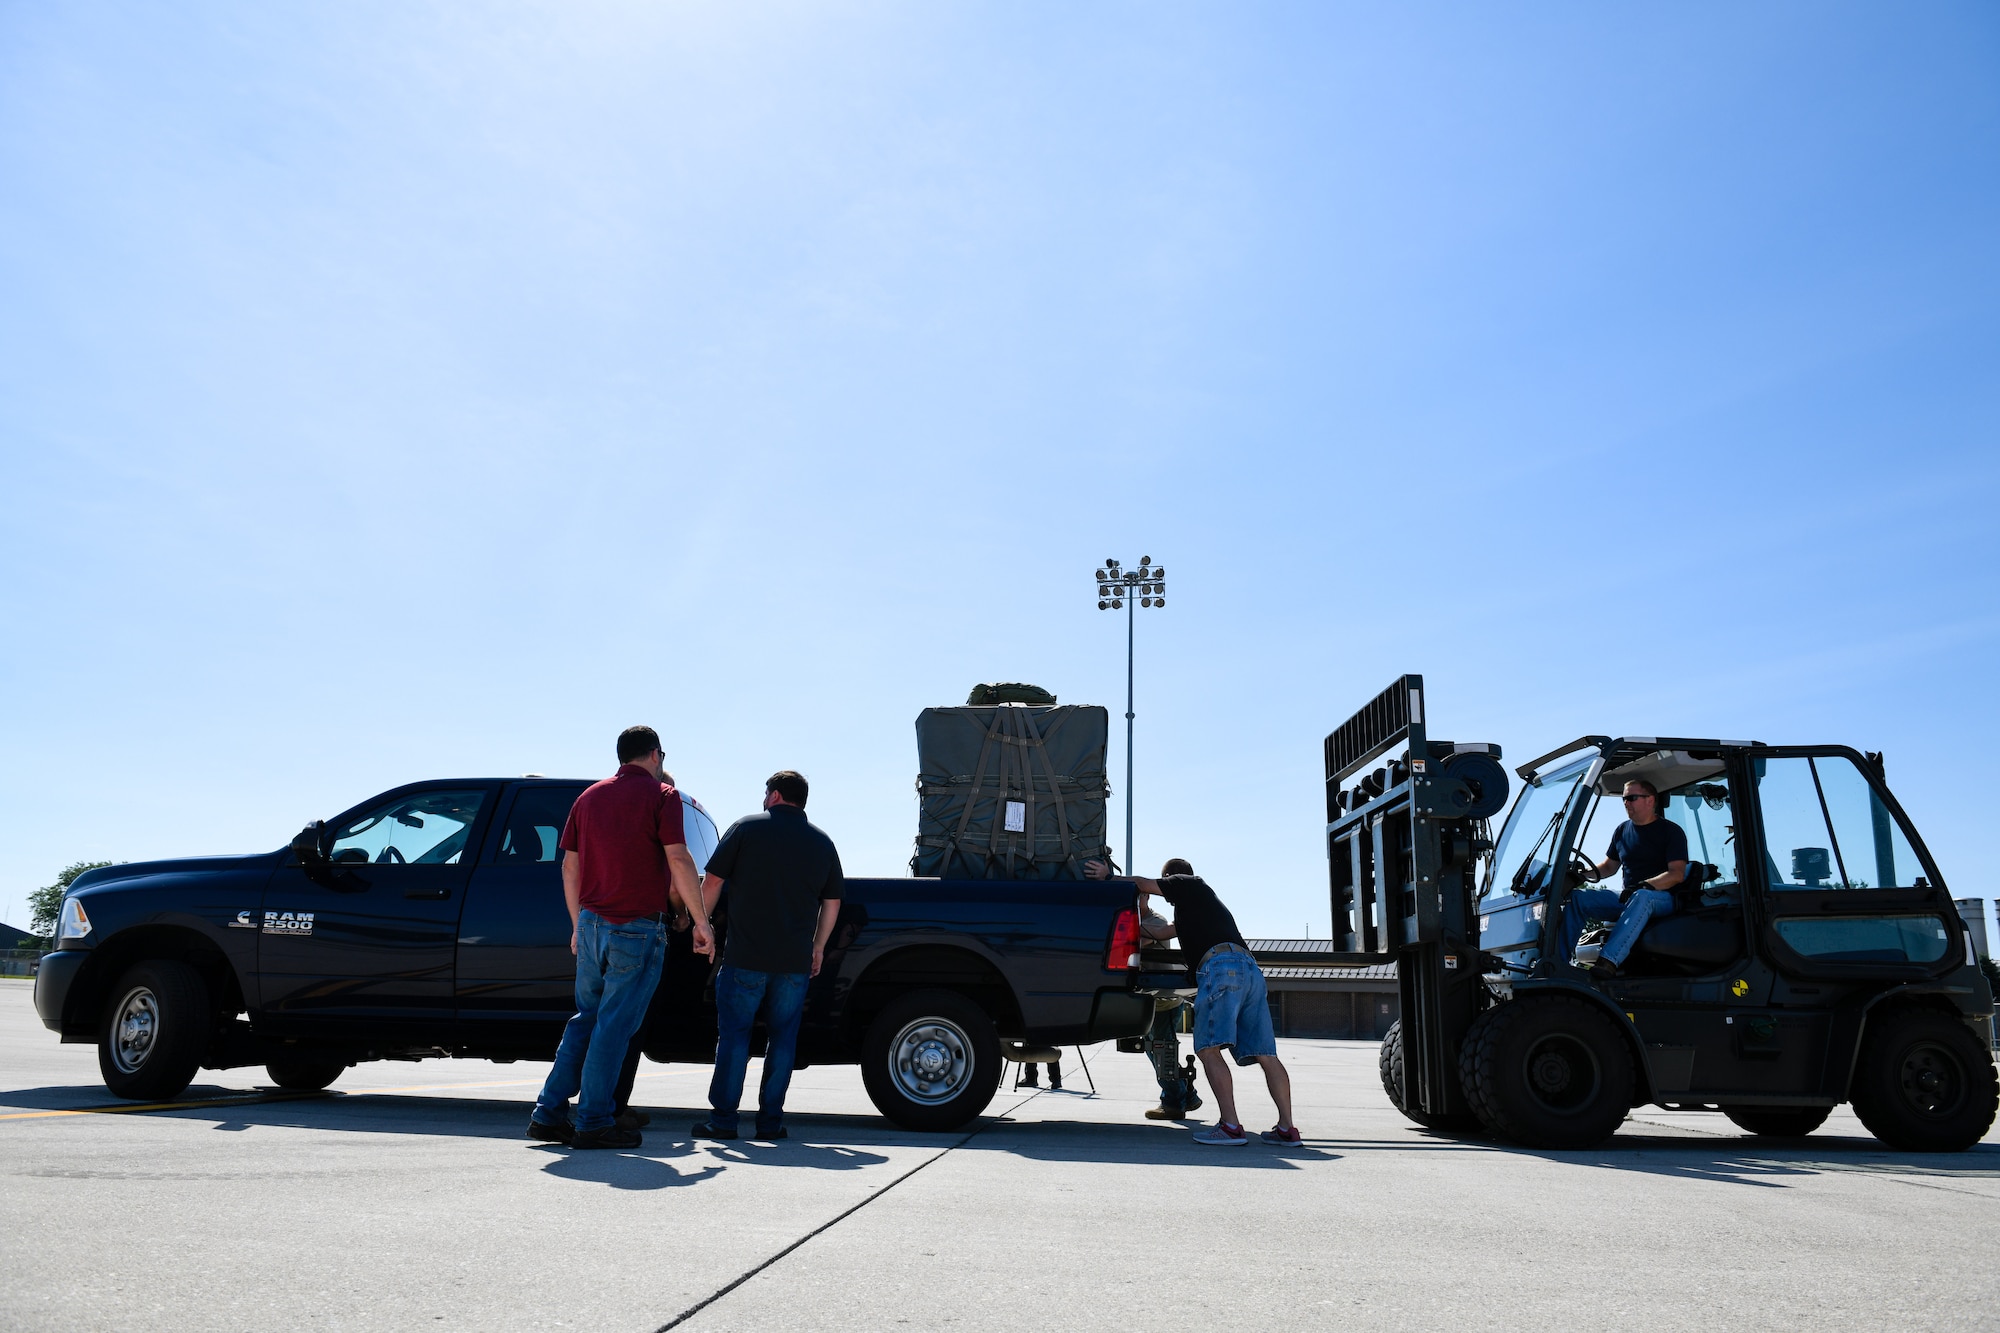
[1259,1125,1302,1144]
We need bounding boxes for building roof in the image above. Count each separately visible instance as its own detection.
[1246,939,1396,981]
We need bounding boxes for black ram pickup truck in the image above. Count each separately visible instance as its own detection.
[34,777,1156,1130]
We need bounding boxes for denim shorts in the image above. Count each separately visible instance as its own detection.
[1192,947,1277,1065]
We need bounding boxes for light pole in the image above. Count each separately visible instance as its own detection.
[1094,555,1166,873]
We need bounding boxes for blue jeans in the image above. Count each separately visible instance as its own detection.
[1567,887,1676,967]
[1191,947,1277,1065]
[534,910,666,1135]
[708,966,810,1135]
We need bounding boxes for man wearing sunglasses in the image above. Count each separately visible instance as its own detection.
[1571,779,1689,980]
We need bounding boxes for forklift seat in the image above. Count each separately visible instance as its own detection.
[1630,906,1743,968]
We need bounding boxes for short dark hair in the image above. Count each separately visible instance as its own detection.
[767,770,809,808]
[1161,857,1193,877]
[1623,778,1661,802]
[617,726,662,764]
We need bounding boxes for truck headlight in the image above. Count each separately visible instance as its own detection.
[56,896,92,945]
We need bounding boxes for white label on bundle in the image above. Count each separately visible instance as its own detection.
[1004,800,1026,832]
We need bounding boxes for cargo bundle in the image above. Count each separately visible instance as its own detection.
[912,686,1111,880]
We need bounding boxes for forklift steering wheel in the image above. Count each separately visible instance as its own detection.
[380,846,407,865]
[1567,853,1597,887]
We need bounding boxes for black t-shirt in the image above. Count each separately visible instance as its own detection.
[1605,818,1689,895]
[1155,875,1247,970]
[706,805,844,974]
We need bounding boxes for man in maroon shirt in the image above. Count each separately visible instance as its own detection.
[529,726,713,1150]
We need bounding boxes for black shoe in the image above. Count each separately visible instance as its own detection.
[570,1125,642,1150]
[692,1120,738,1140]
[615,1108,651,1130]
[527,1116,574,1144]
[1589,959,1619,980]
[1049,1076,1063,1090]
[1020,1070,1039,1087]
[752,1126,788,1141]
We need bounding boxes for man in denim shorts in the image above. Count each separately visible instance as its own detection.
[1088,858,1297,1145]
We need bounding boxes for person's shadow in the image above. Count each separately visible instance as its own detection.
[534,1145,725,1191]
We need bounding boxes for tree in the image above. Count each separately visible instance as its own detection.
[28,861,112,947]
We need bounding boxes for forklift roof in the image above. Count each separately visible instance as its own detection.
[1515,735,1765,788]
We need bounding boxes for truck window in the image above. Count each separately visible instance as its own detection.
[493,786,581,863]
[330,790,488,866]
[489,785,721,872]
[1755,756,1927,891]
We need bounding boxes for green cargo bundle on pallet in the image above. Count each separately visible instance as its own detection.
[912,690,1111,881]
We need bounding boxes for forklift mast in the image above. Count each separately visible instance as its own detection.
[1321,675,1509,1122]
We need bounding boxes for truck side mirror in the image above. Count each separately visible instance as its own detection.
[291,820,329,866]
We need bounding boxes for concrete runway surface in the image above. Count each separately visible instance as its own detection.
[2,979,1996,1331]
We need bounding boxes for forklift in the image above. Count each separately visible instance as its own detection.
[1301,674,1996,1151]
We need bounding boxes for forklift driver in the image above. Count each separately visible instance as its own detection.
[1572,779,1689,980]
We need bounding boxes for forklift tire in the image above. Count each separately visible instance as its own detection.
[1378,1020,1482,1133]
[860,989,1003,1133]
[1458,994,1633,1148]
[97,961,210,1102]
[1720,1105,1831,1138]
[1848,1005,1999,1153]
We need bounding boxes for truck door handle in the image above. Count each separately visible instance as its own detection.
[404,887,451,900]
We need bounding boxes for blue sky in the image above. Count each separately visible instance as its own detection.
[2,3,1996,936]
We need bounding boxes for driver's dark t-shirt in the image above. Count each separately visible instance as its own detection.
[1605,818,1689,895]
[1156,875,1248,971]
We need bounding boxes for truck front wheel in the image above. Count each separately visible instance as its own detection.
[1849,1006,1998,1152]
[860,989,1002,1132]
[98,961,210,1101]
[1458,994,1633,1148]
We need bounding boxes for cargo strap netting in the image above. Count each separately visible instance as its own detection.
[912,704,1111,881]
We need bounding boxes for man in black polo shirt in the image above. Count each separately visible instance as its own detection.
[692,770,844,1141]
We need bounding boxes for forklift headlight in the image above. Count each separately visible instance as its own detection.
[56,896,92,945]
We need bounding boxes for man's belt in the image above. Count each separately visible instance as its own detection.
[1198,942,1251,968]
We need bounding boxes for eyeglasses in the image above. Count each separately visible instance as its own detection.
[1622,793,1653,804]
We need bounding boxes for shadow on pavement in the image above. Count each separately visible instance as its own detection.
[963,1117,1342,1168]
[1373,1125,2000,1187]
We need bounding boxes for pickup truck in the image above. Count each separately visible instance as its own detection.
[34,776,1157,1130]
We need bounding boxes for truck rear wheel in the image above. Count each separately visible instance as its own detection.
[1378,1020,1481,1133]
[98,961,210,1101]
[265,1058,348,1092]
[1721,1105,1831,1137]
[860,989,1002,1132]
[1458,994,1632,1148]
[1849,1005,1998,1152]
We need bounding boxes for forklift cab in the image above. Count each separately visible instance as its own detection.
[1457,735,1993,1151]
[1480,736,1963,990]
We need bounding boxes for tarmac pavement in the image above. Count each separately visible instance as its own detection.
[2,977,1996,1331]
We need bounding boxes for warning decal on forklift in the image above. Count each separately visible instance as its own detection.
[1004,800,1026,833]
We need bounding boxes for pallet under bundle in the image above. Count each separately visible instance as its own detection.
[911,703,1112,880]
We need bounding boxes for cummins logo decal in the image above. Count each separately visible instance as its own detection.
[263,911,315,935]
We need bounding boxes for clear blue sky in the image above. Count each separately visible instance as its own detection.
[3,3,1996,936]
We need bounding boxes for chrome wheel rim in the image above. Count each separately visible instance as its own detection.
[111,986,160,1074]
[890,1016,973,1105]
